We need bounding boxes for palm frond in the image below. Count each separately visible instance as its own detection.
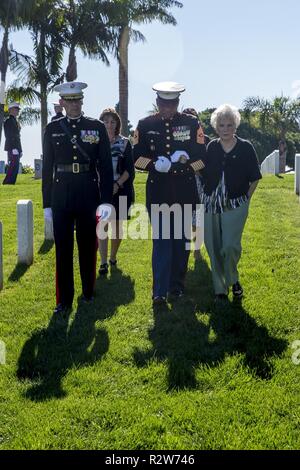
[6,84,40,105]
[129,28,146,43]
[19,106,41,126]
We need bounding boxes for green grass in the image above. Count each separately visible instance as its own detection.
[0,173,300,450]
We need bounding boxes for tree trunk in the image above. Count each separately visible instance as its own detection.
[40,82,48,144]
[37,30,48,145]
[278,138,287,173]
[0,27,9,145]
[118,25,130,136]
[66,44,77,82]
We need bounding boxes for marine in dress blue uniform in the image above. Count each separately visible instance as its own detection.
[42,82,113,314]
[51,102,64,122]
[2,102,22,185]
[133,82,206,304]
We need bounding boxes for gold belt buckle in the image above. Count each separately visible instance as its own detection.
[72,163,80,173]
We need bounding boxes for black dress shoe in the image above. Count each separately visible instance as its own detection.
[232,281,243,298]
[168,290,184,301]
[152,296,167,305]
[53,303,72,315]
[99,263,108,275]
[82,295,94,303]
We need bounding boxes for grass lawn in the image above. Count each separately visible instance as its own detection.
[0,173,299,450]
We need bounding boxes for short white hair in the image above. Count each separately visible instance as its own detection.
[210,104,241,130]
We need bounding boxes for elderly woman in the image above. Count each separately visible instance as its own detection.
[98,108,135,275]
[202,104,262,301]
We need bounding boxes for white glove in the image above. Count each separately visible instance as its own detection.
[12,149,19,156]
[96,204,112,223]
[44,208,53,221]
[170,150,190,163]
[154,156,171,173]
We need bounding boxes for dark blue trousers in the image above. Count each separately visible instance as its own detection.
[2,152,20,185]
[53,208,98,306]
[150,209,192,298]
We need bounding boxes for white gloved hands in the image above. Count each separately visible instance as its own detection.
[170,150,190,163]
[154,156,171,173]
[44,208,53,221]
[96,204,112,223]
[12,148,19,156]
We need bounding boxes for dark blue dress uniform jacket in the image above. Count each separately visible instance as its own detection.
[133,112,206,210]
[4,115,22,153]
[42,115,113,211]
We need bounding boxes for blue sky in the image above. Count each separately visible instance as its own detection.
[1,0,300,165]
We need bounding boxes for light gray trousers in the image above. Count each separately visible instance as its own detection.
[204,201,249,295]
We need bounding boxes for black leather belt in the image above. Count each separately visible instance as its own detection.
[56,163,90,174]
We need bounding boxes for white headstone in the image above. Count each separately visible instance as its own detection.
[0,340,5,365]
[34,159,43,179]
[18,162,22,174]
[44,217,54,241]
[0,221,3,291]
[261,150,279,175]
[0,161,5,174]
[17,200,33,265]
[295,154,300,196]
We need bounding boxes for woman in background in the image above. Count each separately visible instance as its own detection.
[98,108,135,275]
[182,108,210,261]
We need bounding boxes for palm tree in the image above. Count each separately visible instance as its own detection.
[0,0,34,143]
[8,37,64,141]
[243,96,300,172]
[7,0,64,141]
[56,0,113,82]
[106,0,183,135]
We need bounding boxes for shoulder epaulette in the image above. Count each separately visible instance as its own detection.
[84,116,99,122]
[139,113,160,125]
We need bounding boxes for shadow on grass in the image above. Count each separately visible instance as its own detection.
[8,263,30,282]
[134,256,287,391]
[17,266,135,401]
[38,239,54,254]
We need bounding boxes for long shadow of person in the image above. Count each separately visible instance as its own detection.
[17,267,135,401]
[134,256,287,391]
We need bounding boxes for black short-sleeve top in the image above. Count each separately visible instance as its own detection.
[202,136,262,200]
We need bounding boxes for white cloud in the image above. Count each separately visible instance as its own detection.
[291,80,300,98]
